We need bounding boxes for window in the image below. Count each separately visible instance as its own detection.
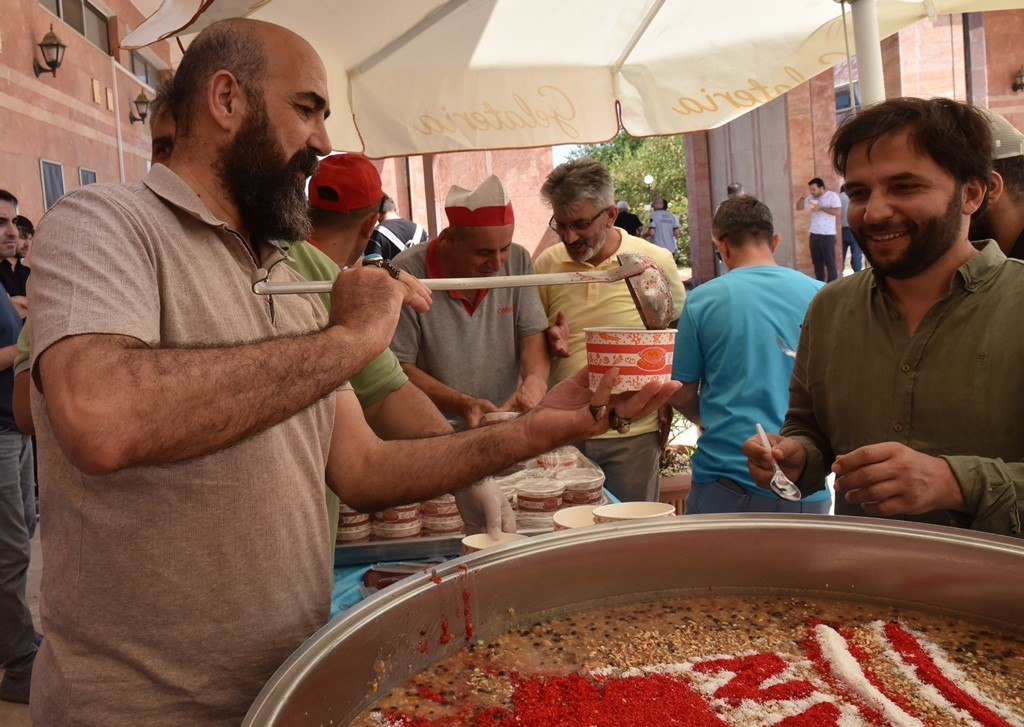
[40,0,110,54]
[40,160,65,210]
[131,52,159,86]
[79,168,97,186]
[835,81,859,124]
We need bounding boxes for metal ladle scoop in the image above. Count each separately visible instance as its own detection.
[252,251,675,329]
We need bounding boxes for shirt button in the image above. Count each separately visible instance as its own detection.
[894,423,904,432]
[890,312,900,320]
[900,363,911,372]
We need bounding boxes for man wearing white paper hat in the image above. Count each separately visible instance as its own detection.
[969,109,1024,259]
[390,176,551,428]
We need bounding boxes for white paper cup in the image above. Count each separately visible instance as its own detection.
[460,532,528,554]
[592,501,676,523]
[553,505,598,530]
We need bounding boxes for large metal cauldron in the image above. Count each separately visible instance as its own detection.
[243,515,1024,726]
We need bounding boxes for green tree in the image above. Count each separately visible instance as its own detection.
[570,133,689,267]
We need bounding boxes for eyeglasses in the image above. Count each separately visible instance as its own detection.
[548,207,609,236]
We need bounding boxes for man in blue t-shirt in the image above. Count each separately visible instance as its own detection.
[669,196,828,514]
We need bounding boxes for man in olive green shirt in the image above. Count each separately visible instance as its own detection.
[744,98,1022,537]
[288,153,516,544]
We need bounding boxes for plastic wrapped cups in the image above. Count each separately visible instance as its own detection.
[584,327,676,391]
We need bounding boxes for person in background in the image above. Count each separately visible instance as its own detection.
[838,184,863,273]
[614,200,643,237]
[745,97,1022,536]
[726,181,745,198]
[0,209,29,319]
[391,176,551,428]
[644,195,681,257]
[288,153,515,540]
[795,177,841,282]
[969,108,1024,259]
[27,19,678,724]
[670,196,826,514]
[14,217,32,261]
[536,158,687,503]
[0,188,35,705]
[365,194,428,261]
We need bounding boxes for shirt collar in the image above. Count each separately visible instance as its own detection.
[143,164,287,266]
[424,236,444,278]
[869,239,1006,295]
[954,239,1005,292]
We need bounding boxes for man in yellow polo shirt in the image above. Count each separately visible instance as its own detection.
[535,158,687,502]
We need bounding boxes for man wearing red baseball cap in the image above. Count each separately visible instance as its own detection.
[288,153,516,543]
[389,176,551,428]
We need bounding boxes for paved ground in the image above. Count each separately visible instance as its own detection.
[0,527,41,725]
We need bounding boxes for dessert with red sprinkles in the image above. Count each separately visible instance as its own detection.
[352,595,1024,726]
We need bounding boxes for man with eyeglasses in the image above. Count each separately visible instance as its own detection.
[535,158,687,502]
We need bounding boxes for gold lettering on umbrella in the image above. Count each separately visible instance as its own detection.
[671,66,807,116]
[413,86,580,138]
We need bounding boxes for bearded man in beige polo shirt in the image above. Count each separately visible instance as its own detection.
[26,18,678,726]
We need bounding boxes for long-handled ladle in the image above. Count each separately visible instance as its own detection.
[252,251,676,329]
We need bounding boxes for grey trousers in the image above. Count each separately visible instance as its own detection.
[0,428,36,669]
[577,432,661,503]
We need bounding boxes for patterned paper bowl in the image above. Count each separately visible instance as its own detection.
[584,327,676,391]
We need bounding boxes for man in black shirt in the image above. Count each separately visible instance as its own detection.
[613,200,643,236]
[365,195,428,260]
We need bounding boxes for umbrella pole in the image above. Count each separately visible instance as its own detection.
[848,0,887,105]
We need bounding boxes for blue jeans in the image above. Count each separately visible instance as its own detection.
[0,429,36,669]
[577,432,660,502]
[685,477,832,515]
[841,227,863,272]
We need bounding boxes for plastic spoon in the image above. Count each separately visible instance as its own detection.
[755,423,802,501]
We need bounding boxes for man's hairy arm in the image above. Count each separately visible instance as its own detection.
[328,367,680,512]
[362,381,453,439]
[36,265,427,475]
[38,327,374,475]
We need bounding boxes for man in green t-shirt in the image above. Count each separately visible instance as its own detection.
[288,153,515,543]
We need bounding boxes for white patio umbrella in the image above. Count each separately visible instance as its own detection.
[122,0,1023,158]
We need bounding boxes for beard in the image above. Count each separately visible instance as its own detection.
[857,185,964,280]
[566,225,607,263]
[217,99,320,244]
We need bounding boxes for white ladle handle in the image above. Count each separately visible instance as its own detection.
[253,269,631,295]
